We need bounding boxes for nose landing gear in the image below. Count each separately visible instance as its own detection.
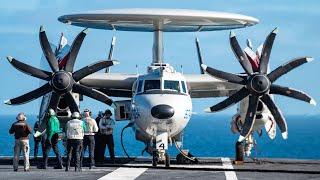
[151,132,170,167]
[152,150,170,167]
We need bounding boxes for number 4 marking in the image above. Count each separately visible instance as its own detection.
[159,143,165,149]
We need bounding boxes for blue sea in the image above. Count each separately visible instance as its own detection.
[1,114,319,159]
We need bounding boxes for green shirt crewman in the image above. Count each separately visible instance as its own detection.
[42,109,63,169]
[47,115,61,141]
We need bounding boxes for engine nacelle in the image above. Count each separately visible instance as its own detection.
[231,97,277,139]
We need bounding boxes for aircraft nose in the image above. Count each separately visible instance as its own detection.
[151,104,174,119]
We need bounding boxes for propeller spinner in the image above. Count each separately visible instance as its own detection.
[202,28,316,142]
[5,26,118,113]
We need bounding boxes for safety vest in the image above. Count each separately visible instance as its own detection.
[66,119,85,140]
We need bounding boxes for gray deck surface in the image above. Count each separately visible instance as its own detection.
[0,157,319,180]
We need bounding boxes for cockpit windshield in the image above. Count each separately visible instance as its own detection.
[164,80,180,92]
[144,80,161,91]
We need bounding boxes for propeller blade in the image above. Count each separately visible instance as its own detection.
[259,28,278,74]
[65,28,88,72]
[39,92,60,130]
[195,37,205,74]
[201,64,245,85]
[6,56,51,81]
[229,31,253,75]
[261,94,288,139]
[48,92,61,111]
[270,84,316,105]
[205,87,249,112]
[4,83,51,105]
[73,84,113,106]
[39,26,59,72]
[268,57,314,82]
[64,92,79,112]
[238,95,259,142]
[73,60,119,82]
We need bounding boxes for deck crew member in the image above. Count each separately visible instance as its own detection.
[65,112,86,171]
[99,110,115,163]
[81,109,98,169]
[33,118,42,159]
[43,109,63,169]
[94,111,104,164]
[9,112,32,172]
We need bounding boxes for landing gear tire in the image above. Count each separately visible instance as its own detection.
[164,153,170,167]
[235,141,244,165]
[152,151,158,167]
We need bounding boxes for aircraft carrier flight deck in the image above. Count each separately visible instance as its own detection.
[0,157,319,180]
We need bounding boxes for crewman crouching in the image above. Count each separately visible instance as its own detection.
[9,112,32,172]
[65,112,86,171]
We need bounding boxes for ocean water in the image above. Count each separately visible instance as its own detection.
[1,114,319,159]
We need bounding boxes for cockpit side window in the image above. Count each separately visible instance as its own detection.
[164,80,180,92]
[137,80,143,93]
[181,81,187,93]
[144,80,160,91]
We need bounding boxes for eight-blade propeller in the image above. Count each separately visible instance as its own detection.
[202,28,316,142]
[5,26,118,114]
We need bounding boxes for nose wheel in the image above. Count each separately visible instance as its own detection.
[152,151,158,167]
[152,150,170,167]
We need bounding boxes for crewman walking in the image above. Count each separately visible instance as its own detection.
[9,112,32,172]
[82,109,98,169]
[99,110,116,163]
[43,109,63,169]
[65,112,86,171]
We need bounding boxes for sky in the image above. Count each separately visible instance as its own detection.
[0,0,319,116]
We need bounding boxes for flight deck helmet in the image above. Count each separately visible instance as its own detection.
[16,112,27,121]
[48,108,55,116]
[72,112,81,119]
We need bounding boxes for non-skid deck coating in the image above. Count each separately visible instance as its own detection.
[0,157,319,180]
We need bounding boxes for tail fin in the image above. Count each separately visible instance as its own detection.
[195,37,205,74]
[57,33,68,53]
[106,36,116,73]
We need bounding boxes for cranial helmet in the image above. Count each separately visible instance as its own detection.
[16,112,26,121]
[72,111,81,119]
[48,108,55,116]
[104,109,112,116]
[83,109,91,118]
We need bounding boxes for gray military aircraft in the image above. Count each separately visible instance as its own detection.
[4,9,315,166]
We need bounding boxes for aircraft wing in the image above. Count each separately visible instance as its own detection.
[185,74,242,98]
[80,73,242,98]
[79,73,138,98]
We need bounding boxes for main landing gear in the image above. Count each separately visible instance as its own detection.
[234,141,244,165]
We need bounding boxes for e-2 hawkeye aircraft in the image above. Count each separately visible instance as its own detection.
[4,9,316,166]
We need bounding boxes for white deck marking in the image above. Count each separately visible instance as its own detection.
[124,163,223,169]
[97,167,148,180]
[221,158,238,180]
